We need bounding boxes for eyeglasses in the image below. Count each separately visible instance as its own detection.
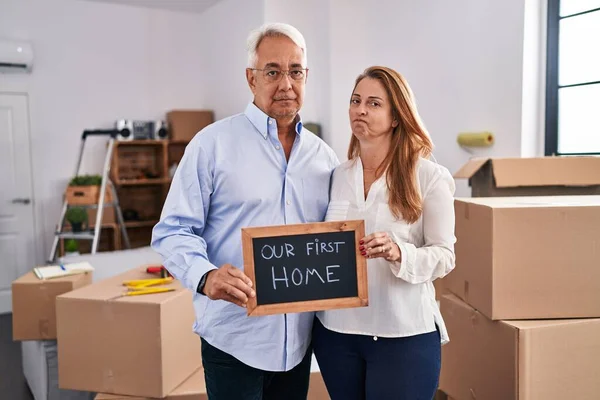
[249,68,308,83]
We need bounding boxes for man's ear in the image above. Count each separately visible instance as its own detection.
[246,68,257,95]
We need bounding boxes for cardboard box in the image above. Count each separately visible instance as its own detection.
[94,368,207,400]
[454,157,600,197]
[94,371,327,400]
[439,294,600,400]
[12,271,92,340]
[166,110,214,142]
[446,196,600,320]
[57,267,201,398]
[433,278,446,301]
[307,372,329,399]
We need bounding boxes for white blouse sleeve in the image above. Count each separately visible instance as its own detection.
[389,166,456,284]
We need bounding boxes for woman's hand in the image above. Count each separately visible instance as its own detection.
[360,232,402,262]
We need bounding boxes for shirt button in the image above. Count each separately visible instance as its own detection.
[373,336,378,341]
[275,145,280,150]
[268,120,273,125]
[286,200,291,206]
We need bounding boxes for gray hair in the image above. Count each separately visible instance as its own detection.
[246,22,307,68]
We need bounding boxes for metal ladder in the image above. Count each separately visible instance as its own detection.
[48,129,130,263]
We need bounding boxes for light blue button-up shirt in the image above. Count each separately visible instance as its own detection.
[151,103,339,372]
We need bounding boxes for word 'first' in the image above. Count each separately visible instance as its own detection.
[261,240,346,260]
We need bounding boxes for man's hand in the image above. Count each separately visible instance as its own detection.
[203,264,255,308]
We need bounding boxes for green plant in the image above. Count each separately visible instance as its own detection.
[69,174,102,186]
[66,207,88,224]
[64,239,79,253]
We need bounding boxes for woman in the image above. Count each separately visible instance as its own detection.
[313,66,456,400]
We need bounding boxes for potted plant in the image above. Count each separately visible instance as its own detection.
[66,207,88,232]
[64,239,79,256]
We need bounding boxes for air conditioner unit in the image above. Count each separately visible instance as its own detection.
[0,39,34,73]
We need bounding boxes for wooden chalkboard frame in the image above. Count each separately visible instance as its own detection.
[242,220,368,316]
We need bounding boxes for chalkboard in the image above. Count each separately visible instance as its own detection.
[241,220,368,316]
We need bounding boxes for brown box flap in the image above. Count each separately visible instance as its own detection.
[453,158,490,179]
[454,157,600,187]
[492,157,600,188]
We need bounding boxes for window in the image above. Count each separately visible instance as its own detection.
[545,0,600,155]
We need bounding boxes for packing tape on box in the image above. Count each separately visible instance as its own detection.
[457,132,495,147]
[103,368,115,393]
[38,318,50,338]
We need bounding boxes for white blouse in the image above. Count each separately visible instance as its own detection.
[316,157,456,344]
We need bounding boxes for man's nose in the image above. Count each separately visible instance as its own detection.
[278,73,293,90]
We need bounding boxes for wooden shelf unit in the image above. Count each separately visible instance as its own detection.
[110,139,188,249]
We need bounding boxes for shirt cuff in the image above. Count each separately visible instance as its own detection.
[389,232,417,279]
[184,257,217,293]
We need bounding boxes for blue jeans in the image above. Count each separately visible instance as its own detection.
[313,318,441,400]
[201,338,312,400]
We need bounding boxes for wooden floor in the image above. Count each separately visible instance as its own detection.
[0,313,34,400]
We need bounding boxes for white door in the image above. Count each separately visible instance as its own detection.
[0,93,35,314]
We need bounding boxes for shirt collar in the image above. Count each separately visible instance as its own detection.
[244,102,304,139]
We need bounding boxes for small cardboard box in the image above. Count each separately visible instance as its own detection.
[446,196,600,320]
[12,271,92,340]
[65,185,113,205]
[57,267,200,398]
[166,110,214,142]
[439,294,600,400]
[94,370,327,400]
[94,368,207,400]
[454,156,600,197]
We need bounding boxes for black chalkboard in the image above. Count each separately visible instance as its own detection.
[242,220,368,316]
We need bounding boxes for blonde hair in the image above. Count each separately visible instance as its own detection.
[348,66,433,223]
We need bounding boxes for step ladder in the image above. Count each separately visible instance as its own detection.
[48,129,131,263]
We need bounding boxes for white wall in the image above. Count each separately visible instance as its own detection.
[0,0,208,261]
[329,0,528,196]
[197,0,264,120]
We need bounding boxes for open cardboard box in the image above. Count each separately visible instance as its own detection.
[454,157,600,197]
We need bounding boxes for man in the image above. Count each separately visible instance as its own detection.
[151,22,339,400]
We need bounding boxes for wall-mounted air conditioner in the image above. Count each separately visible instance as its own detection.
[0,39,34,73]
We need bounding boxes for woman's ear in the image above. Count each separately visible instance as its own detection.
[392,118,399,128]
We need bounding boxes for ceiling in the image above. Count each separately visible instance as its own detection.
[83,0,223,14]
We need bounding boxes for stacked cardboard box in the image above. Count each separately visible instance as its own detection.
[439,195,600,399]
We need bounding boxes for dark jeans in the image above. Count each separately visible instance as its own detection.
[201,338,312,400]
[313,318,441,400]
